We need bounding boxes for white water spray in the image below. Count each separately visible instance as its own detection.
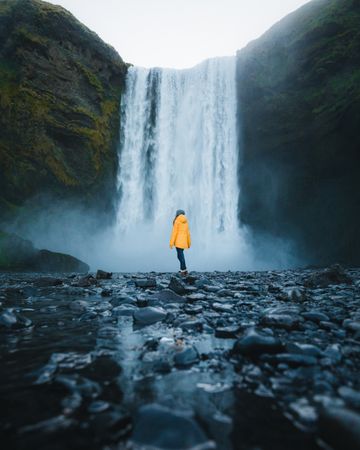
[114,57,253,271]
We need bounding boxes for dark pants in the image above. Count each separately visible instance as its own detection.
[176,247,187,271]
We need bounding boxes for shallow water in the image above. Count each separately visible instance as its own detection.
[0,271,340,449]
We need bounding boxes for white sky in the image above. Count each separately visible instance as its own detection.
[47,0,311,68]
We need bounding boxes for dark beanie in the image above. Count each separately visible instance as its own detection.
[176,209,185,216]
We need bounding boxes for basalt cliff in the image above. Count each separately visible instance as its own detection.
[237,0,360,265]
[0,0,127,221]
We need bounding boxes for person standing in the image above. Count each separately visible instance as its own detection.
[170,209,191,275]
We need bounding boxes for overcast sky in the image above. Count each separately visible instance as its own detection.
[47,0,311,68]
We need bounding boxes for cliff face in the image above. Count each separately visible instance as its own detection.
[237,0,360,265]
[0,0,127,220]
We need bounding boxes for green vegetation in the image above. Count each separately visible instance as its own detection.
[0,0,127,220]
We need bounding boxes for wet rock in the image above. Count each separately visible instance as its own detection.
[100,288,112,297]
[261,313,300,330]
[212,302,233,313]
[184,305,203,315]
[19,414,76,434]
[217,288,234,297]
[187,293,207,301]
[91,407,131,440]
[233,329,284,357]
[88,400,110,413]
[179,319,204,332]
[338,386,360,409]
[0,309,32,329]
[283,287,306,302]
[112,305,137,316]
[69,300,90,312]
[174,345,199,367]
[96,269,112,280]
[289,398,318,424]
[319,406,360,450]
[343,319,360,333]
[130,403,214,449]
[133,306,167,325]
[135,278,157,288]
[75,275,97,287]
[215,326,240,339]
[302,311,330,323]
[305,264,352,288]
[0,309,17,328]
[323,344,342,364]
[287,343,323,357]
[151,289,186,303]
[33,277,63,287]
[262,353,318,367]
[168,276,188,295]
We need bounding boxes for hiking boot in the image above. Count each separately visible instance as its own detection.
[180,270,188,276]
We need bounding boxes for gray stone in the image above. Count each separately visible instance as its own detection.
[168,277,187,295]
[174,346,199,367]
[131,403,214,449]
[233,329,284,356]
[151,289,186,303]
[135,279,157,288]
[215,326,240,339]
[319,406,360,450]
[96,270,112,280]
[303,311,330,323]
[133,306,167,325]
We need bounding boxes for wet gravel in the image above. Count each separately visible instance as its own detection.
[0,265,359,450]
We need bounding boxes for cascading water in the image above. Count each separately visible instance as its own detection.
[115,56,253,271]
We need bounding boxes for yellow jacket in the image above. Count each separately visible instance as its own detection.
[170,214,191,249]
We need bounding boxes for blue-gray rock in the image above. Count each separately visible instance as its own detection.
[174,346,199,367]
[261,313,300,330]
[233,330,284,356]
[168,277,188,295]
[131,403,214,449]
[96,270,112,279]
[179,319,203,332]
[151,289,186,303]
[0,309,32,329]
[262,353,318,367]
[133,306,167,325]
[304,264,352,288]
[215,326,240,338]
[302,311,330,323]
[212,302,233,313]
[319,406,360,450]
[287,343,323,357]
[112,305,137,316]
[338,386,360,409]
[135,278,157,288]
[33,277,63,287]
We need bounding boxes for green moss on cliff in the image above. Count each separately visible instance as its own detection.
[0,0,128,220]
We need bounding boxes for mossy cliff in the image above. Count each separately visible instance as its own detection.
[237,0,360,265]
[0,0,127,220]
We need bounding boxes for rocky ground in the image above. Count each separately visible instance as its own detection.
[0,265,359,450]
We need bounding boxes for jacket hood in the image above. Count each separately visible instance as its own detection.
[176,214,187,224]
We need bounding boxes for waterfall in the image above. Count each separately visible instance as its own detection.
[115,57,252,271]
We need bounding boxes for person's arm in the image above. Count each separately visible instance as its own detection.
[187,228,191,248]
[170,221,178,248]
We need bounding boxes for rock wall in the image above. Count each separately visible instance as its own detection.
[237,0,360,265]
[0,0,128,221]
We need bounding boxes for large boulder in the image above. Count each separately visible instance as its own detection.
[130,404,214,450]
